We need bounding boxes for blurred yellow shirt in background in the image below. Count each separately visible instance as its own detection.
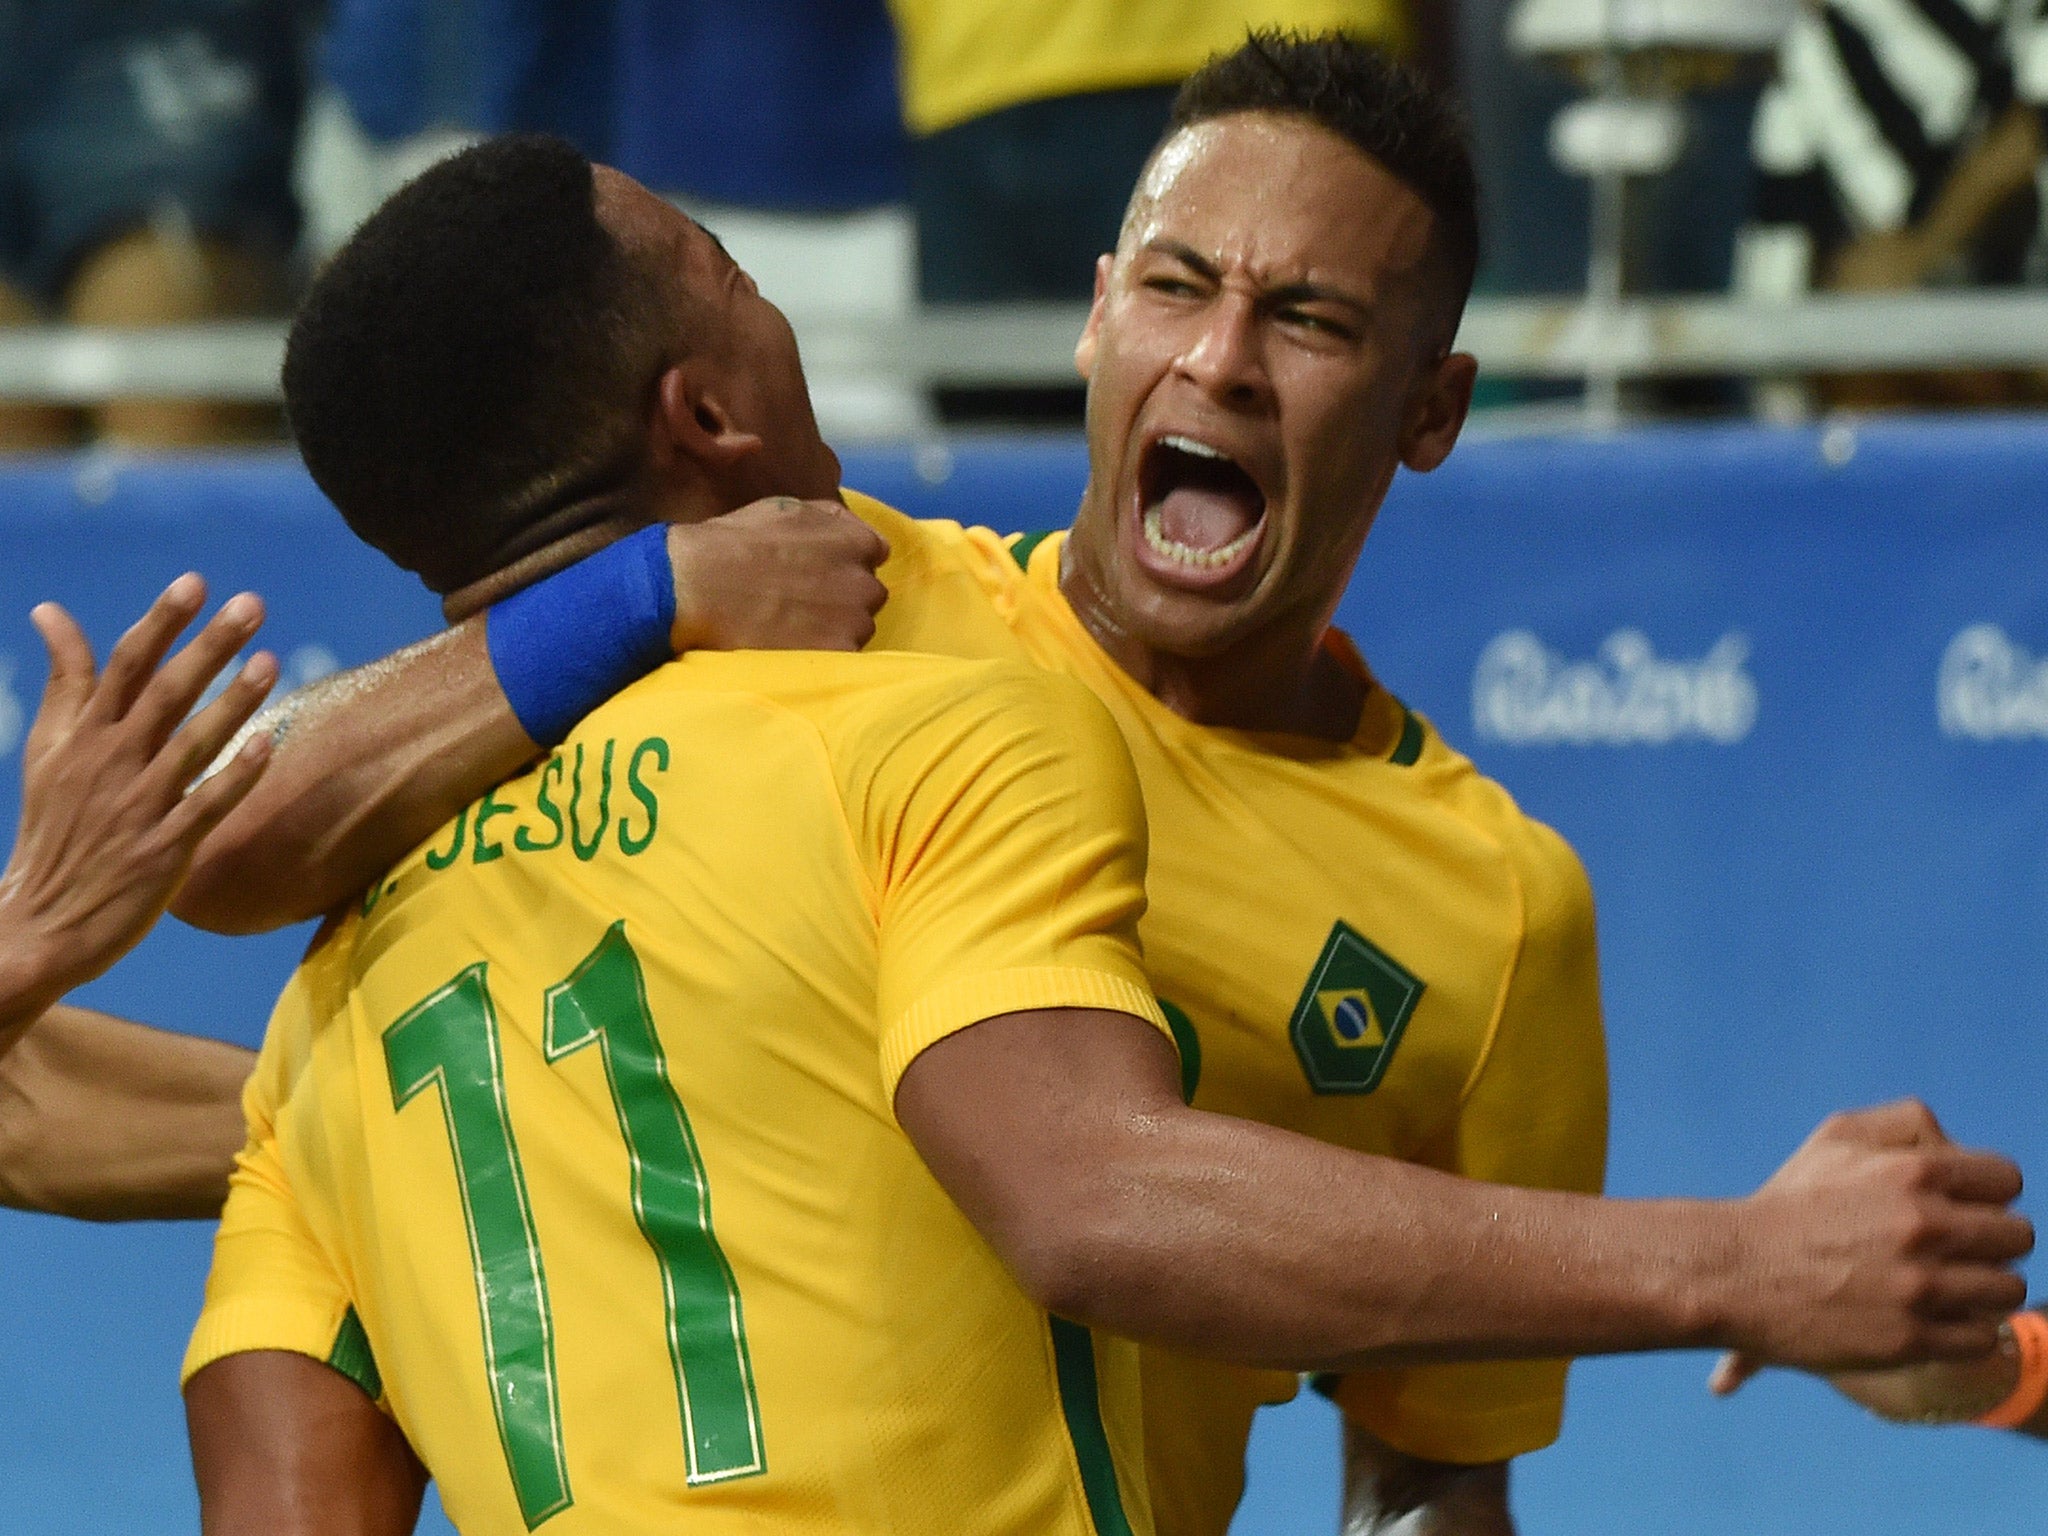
[890,0,1412,135]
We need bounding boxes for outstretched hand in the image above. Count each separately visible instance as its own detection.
[0,575,277,1031]
[668,497,889,655]
[1710,1100,2031,1393]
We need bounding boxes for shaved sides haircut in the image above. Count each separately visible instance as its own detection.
[1169,31,1481,330]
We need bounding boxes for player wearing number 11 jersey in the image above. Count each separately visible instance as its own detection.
[186,649,1173,1535]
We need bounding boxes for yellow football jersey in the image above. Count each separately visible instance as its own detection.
[186,650,1174,1536]
[848,494,1609,1536]
[888,0,1411,136]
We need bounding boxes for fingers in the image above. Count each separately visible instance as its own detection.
[160,728,273,849]
[837,511,890,569]
[29,601,96,722]
[1708,1352,1761,1396]
[155,649,279,795]
[1915,1263,2031,1323]
[1913,1317,2011,1363]
[87,573,208,723]
[129,591,267,747]
[777,496,888,568]
[1922,1147,2026,1208]
[1928,1202,2036,1264]
[846,565,887,620]
[1816,1099,1951,1151]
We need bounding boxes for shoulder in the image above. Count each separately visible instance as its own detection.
[840,488,1034,591]
[603,650,1115,769]
[818,660,1143,885]
[835,657,1132,816]
[1403,718,1596,940]
[831,655,1120,765]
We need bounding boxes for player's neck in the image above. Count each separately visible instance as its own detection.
[440,479,726,623]
[442,512,646,622]
[1059,554,1365,741]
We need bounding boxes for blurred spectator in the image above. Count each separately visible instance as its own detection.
[889,2,1410,421]
[1736,0,2048,407]
[320,0,609,157]
[301,0,610,257]
[0,1,304,452]
[610,1,905,213]
[604,2,919,440]
[306,2,906,241]
[303,3,926,437]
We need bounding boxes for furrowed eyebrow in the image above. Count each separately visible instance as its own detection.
[1264,281,1372,320]
[1144,239,1371,319]
[1145,239,1222,282]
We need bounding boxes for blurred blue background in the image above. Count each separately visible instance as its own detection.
[0,417,2041,1531]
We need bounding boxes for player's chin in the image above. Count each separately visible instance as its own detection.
[1112,571,1265,659]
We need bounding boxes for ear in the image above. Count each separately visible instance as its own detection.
[1073,254,1113,381]
[648,363,766,475]
[1399,351,1477,474]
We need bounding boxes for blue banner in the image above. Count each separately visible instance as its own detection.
[0,420,2040,1532]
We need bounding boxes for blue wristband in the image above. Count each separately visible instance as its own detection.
[486,523,677,746]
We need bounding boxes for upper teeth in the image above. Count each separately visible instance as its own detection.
[1161,434,1230,461]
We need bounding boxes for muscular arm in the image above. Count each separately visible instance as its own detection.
[173,622,537,934]
[1342,1426,1512,1536]
[896,1009,2030,1375]
[0,1006,252,1219]
[186,1351,427,1536]
[175,498,890,935]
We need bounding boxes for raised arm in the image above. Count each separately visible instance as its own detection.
[175,497,886,934]
[0,577,274,1037]
[896,1007,2031,1377]
[0,576,275,1217]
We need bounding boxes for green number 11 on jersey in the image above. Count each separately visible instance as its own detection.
[385,923,766,1529]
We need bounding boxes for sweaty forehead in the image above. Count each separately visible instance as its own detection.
[1124,113,1436,289]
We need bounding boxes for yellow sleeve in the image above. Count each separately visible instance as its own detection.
[182,985,378,1403]
[844,662,1171,1102]
[1326,823,1608,1464]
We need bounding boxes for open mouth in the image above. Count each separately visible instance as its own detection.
[1137,435,1268,572]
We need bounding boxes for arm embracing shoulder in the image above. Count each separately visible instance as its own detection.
[846,661,1185,1304]
[175,621,538,934]
[896,799,1688,1374]
[0,1006,252,1219]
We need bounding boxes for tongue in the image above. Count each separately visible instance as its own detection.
[1157,485,1258,552]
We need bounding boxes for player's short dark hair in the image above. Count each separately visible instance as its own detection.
[1169,30,1480,333]
[283,134,670,595]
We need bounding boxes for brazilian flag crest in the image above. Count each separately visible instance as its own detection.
[1288,920,1425,1094]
